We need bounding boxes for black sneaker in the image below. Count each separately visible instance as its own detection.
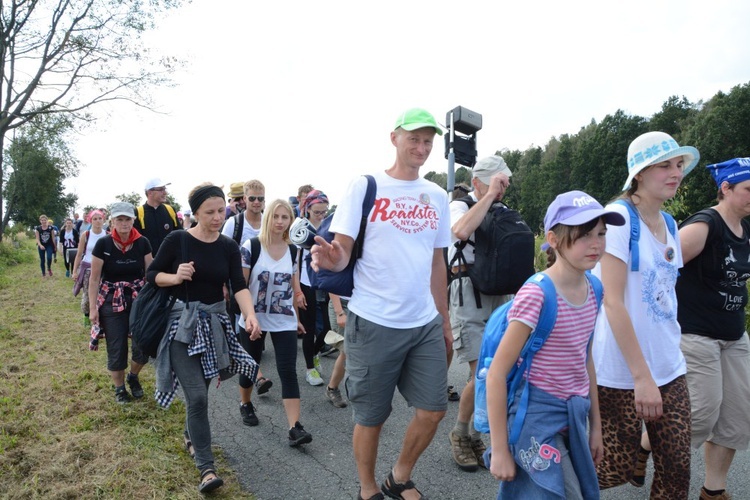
[240,402,259,426]
[319,343,338,357]
[127,373,144,399]
[288,421,312,447]
[115,387,132,404]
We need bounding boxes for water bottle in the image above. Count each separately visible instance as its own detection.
[473,359,492,433]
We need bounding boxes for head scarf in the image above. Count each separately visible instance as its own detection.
[189,185,225,214]
[301,189,329,218]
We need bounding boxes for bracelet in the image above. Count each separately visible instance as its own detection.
[295,291,304,298]
[337,312,345,317]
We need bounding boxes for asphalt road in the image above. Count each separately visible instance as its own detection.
[205,339,750,500]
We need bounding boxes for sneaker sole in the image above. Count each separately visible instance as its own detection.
[289,434,312,447]
[243,419,259,427]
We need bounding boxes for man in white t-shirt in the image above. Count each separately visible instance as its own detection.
[446,155,511,472]
[221,179,268,427]
[311,108,451,500]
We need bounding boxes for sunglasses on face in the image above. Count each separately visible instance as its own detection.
[247,196,265,202]
[150,187,166,192]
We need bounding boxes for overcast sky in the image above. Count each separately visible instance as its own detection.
[66,0,750,213]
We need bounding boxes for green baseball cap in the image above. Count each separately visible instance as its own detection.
[393,108,443,136]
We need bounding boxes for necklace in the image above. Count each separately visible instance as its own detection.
[634,205,662,237]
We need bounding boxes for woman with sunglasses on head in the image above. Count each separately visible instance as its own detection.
[148,183,261,493]
[593,131,699,498]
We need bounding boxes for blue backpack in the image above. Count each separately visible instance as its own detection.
[614,199,677,272]
[308,175,377,296]
[473,272,603,444]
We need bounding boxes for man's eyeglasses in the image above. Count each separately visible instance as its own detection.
[149,187,166,192]
[247,196,265,202]
[310,210,327,216]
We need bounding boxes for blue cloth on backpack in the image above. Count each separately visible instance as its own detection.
[498,384,599,499]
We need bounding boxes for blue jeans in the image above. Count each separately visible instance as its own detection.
[38,245,54,275]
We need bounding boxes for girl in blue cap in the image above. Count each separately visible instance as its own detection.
[487,190,624,499]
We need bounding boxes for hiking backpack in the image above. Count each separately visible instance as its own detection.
[308,175,376,296]
[614,199,677,272]
[450,197,535,297]
[136,204,178,229]
[473,272,604,443]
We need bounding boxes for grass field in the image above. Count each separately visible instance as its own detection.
[0,238,253,499]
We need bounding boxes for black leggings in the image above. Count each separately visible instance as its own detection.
[239,330,300,399]
[299,283,327,369]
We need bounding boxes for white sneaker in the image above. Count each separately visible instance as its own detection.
[306,368,324,386]
[313,355,323,376]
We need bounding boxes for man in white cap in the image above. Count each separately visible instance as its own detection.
[445,154,513,472]
[134,177,180,256]
[312,108,451,500]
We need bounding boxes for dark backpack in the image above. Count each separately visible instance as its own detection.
[308,175,377,296]
[131,231,188,358]
[473,272,604,441]
[450,197,535,297]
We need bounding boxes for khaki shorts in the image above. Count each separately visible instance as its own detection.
[344,313,447,426]
[681,333,750,450]
[449,276,511,364]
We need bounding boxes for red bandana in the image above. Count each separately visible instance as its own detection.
[112,228,142,253]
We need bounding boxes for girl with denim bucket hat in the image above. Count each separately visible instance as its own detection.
[487,190,624,499]
[592,131,699,498]
[674,157,750,500]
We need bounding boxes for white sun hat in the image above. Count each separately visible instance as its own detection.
[623,131,699,191]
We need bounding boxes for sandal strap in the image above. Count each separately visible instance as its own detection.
[384,471,422,498]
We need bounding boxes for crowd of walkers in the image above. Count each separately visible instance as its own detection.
[39,108,749,499]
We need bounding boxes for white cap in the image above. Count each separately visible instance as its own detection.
[145,178,170,191]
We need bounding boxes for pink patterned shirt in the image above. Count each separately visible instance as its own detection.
[507,279,599,399]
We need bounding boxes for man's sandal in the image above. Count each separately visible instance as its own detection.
[381,470,428,500]
[183,431,195,459]
[198,468,224,493]
[629,446,651,487]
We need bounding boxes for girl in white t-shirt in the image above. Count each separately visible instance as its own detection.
[72,210,108,327]
[239,199,312,446]
[488,190,624,499]
[592,132,699,498]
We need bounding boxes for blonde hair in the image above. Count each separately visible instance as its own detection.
[243,179,265,195]
[259,199,294,249]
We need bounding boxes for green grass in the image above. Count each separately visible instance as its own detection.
[0,239,253,499]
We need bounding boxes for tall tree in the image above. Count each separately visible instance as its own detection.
[0,0,184,240]
[3,116,78,228]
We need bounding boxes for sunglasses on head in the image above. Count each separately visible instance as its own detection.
[247,196,265,202]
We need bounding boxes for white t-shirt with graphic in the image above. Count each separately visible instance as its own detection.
[239,242,298,333]
[330,171,451,329]
[592,202,686,389]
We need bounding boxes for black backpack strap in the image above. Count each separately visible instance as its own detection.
[181,231,190,307]
[354,175,377,259]
[249,237,261,271]
[289,244,297,267]
[232,212,244,245]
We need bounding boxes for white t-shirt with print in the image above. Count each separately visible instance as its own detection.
[330,171,451,329]
[239,242,298,333]
[592,202,686,389]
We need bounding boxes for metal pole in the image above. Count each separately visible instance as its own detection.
[447,111,455,199]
